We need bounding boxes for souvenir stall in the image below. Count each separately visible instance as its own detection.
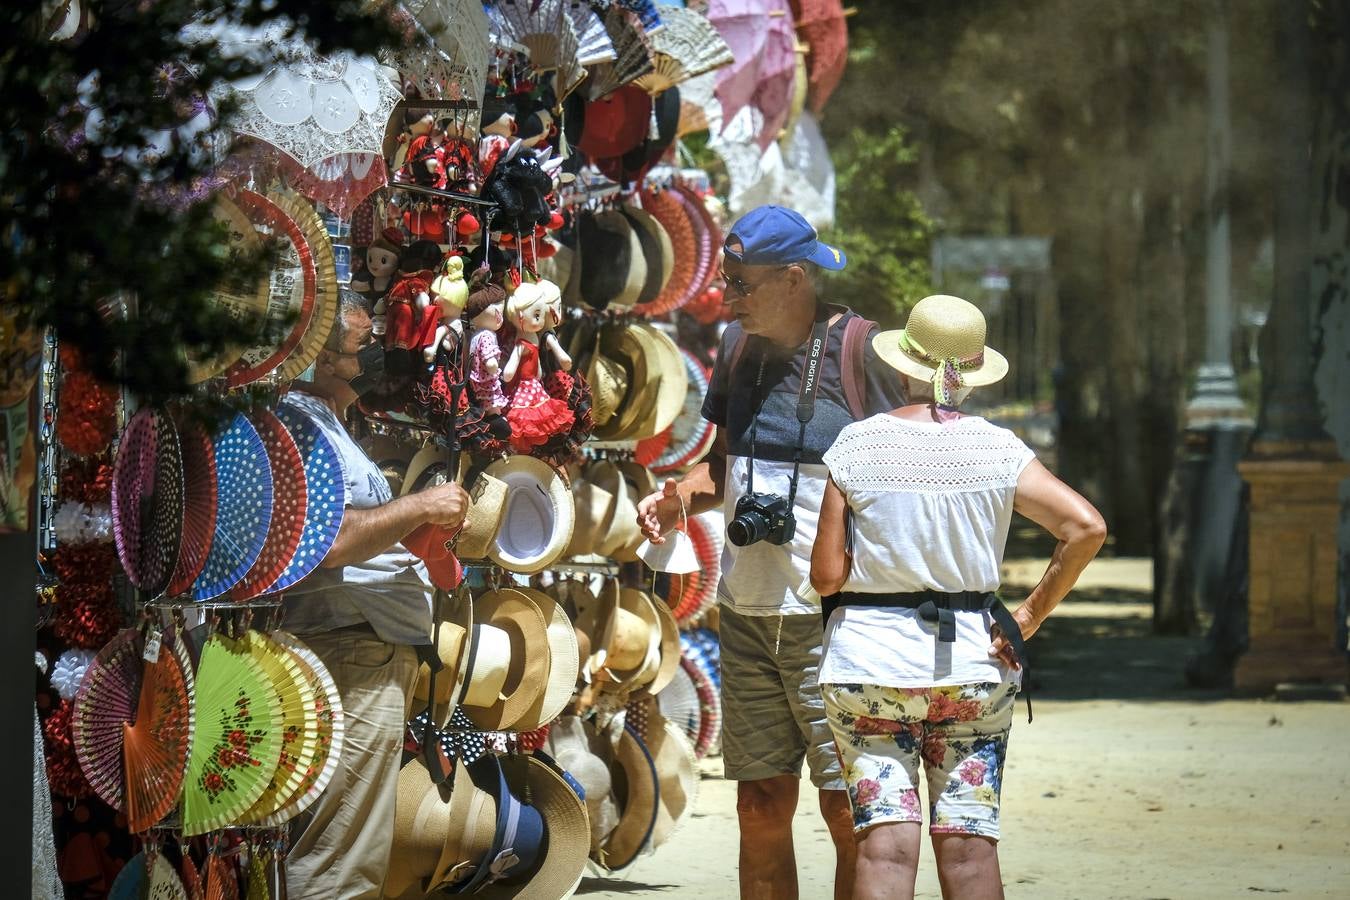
[34,1,850,897]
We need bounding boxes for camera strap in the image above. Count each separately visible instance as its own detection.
[746,316,831,505]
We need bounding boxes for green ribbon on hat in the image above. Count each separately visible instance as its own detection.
[898,331,985,409]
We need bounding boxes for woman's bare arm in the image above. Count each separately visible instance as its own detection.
[810,475,851,597]
[991,459,1107,664]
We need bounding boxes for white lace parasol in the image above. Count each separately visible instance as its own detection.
[225,49,403,169]
[396,0,491,104]
[779,111,836,229]
[707,104,787,217]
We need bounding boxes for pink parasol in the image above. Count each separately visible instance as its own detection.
[708,0,798,150]
[790,0,849,116]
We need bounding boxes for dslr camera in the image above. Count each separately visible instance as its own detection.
[727,492,796,547]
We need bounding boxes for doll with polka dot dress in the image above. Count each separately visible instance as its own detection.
[502,281,573,453]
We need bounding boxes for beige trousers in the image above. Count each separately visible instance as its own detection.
[286,629,419,900]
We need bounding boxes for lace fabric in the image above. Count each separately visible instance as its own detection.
[823,415,1035,496]
[33,705,61,900]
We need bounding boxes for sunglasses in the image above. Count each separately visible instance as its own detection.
[719,265,791,299]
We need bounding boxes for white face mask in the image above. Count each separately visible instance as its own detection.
[636,528,699,574]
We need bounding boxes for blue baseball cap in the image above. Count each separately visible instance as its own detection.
[724,205,847,270]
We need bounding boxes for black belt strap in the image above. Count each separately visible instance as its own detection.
[821,590,1033,723]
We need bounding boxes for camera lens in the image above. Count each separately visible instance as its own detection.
[727,510,769,547]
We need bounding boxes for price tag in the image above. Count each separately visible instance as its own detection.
[142,628,162,663]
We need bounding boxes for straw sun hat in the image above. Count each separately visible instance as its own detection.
[873,294,1008,405]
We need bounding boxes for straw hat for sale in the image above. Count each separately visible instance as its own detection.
[569,577,621,674]
[411,612,470,727]
[593,724,660,872]
[484,455,575,574]
[647,590,681,695]
[587,461,642,560]
[578,209,647,311]
[386,755,497,898]
[872,294,1008,397]
[544,716,618,849]
[585,344,629,429]
[471,753,592,900]
[596,588,664,685]
[622,204,674,305]
[400,448,510,562]
[461,588,552,732]
[626,323,688,439]
[563,465,617,559]
[623,695,698,851]
[502,587,581,731]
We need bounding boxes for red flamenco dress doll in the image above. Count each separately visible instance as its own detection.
[501,281,573,454]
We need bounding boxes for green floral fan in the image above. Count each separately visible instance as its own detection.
[182,634,283,835]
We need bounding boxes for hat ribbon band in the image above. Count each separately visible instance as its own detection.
[898,332,983,409]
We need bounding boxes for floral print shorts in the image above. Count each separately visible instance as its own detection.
[820,680,1018,839]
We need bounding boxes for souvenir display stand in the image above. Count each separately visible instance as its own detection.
[35,2,850,897]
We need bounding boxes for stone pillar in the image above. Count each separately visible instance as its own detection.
[1234,459,1350,690]
[1232,0,1349,693]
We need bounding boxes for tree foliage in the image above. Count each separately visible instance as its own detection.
[820,126,933,325]
[0,0,404,400]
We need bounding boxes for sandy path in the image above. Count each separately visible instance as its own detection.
[576,560,1350,899]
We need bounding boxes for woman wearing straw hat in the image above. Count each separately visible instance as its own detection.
[810,294,1107,900]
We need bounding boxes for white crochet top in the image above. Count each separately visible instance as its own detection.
[818,414,1035,686]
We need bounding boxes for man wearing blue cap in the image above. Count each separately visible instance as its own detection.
[638,205,906,899]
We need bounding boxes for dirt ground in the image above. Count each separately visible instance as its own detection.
[576,557,1350,899]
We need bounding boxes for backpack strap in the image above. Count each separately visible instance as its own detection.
[841,315,876,420]
[725,329,750,378]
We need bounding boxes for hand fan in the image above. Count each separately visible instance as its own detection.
[192,412,274,600]
[245,847,268,899]
[71,627,141,811]
[224,190,319,388]
[182,634,284,836]
[632,7,731,94]
[181,851,204,900]
[566,0,617,66]
[257,632,346,826]
[670,514,722,624]
[123,634,194,832]
[109,850,190,900]
[637,188,697,316]
[679,652,721,759]
[656,658,701,748]
[652,351,712,473]
[585,5,654,100]
[273,190,339,383]
[237,629,319,824]
[112,408,185,597]
[230,409,306,600]
[672,185,720,305]
[204,849,240,900]
[269,400,346,592]
[166,413,219,598]
[496,0,570,68]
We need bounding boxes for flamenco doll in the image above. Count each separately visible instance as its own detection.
[464,272,509,415]
[501,281,573,454]
[384,239,443,376]
[350,228,403,332]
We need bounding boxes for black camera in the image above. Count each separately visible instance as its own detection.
[727,492,796,547]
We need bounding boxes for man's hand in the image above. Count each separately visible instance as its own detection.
[418,480,471,530]
[636,478,684,544]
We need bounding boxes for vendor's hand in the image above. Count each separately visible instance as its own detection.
[988,609,1037,669]
[636,478,683,543]
[418,481,471,530]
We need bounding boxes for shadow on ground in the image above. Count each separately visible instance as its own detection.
[574,878,681,895]
[1004,583,1226,702]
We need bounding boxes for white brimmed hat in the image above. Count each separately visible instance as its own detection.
[872,294,1008,404]
[484,455,575,574]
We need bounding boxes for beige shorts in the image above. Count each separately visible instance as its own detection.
[719,605,844,790]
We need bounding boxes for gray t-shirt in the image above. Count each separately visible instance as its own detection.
[281,391,433,645]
